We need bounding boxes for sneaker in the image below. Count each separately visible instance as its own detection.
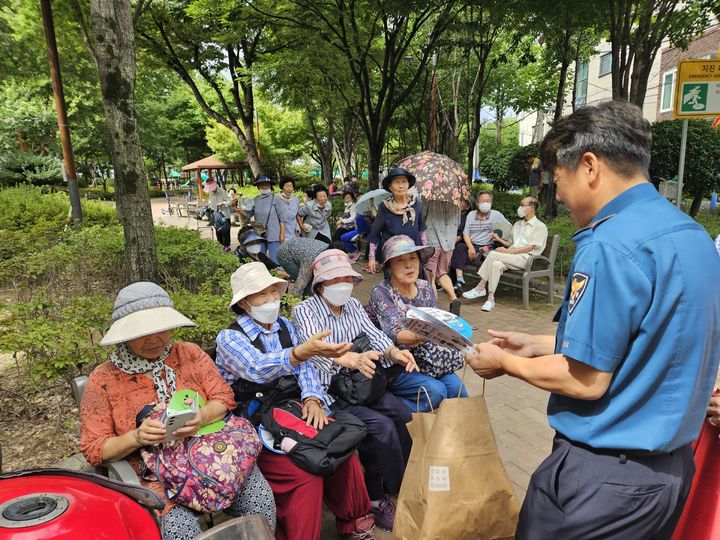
[462,287,486,300]
[345,514,375,539]
[370,497,396,531]
[481,300,495,312]
[348,251,362,264]
[449,299,461,316]
[223,246,231,253]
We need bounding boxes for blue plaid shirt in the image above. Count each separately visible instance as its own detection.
[215,314,327,404]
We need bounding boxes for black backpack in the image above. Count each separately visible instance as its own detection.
[260,400,367,476]
[207,318,302,422]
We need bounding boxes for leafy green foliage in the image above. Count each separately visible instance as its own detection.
[0,152,63,187]
[0,295,113,383]
[479,143,539,191]
[650,119,720,200]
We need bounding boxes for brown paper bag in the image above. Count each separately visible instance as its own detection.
[393,394,519,540]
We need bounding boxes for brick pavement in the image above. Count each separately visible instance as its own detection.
[150,199,559,537]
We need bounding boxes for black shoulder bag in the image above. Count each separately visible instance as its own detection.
[328,332,389,407]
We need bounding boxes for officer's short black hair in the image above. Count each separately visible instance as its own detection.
[540,100,651,180]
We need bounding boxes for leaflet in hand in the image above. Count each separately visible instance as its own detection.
[402,307,474,352]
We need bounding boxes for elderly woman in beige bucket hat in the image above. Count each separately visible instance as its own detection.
[80,281,276,539]
[214,261,378,540]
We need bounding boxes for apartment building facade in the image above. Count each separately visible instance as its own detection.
[518,22,719,145]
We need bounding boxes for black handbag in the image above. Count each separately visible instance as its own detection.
[329,332,388,406]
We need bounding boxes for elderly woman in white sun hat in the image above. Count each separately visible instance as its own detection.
[80,281,276,540]
[214,262,377,540]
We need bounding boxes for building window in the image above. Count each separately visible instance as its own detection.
[599,53,612,77]
[660,69,676,112]
[575,62,588,107]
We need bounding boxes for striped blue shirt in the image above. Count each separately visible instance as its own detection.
[292,295,393,402]
[215,314,326,404]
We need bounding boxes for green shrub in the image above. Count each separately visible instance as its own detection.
[0,152,62,187]
[0,294,113,383]
[478,143,538,191]
[155,226,238,293]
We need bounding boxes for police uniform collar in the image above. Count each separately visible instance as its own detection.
[572,182,655,238]
[572,215,616,238]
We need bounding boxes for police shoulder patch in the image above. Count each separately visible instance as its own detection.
[568,272,590,315]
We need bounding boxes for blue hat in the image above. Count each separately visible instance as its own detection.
[253,173,274,186]
[382,167,416,192]
[241,231,266,246]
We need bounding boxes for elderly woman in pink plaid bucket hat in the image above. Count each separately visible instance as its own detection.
[292,249,420,532]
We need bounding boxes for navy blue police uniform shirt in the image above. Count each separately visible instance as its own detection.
[549,182,720,453]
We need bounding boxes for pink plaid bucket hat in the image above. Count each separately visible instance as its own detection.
[311,249,363,289]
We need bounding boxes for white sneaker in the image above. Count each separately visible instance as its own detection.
[481,300,495,312]
[462,288,486,300]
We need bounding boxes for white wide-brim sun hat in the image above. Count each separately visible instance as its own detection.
[100,282,197,346]
[100,307,197,346]
[228,262,288,311]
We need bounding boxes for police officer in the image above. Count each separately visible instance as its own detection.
[466,100,720,539]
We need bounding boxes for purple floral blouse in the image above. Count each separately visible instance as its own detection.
[367,279,464,378]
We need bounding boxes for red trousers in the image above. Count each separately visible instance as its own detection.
[257,450,371,540]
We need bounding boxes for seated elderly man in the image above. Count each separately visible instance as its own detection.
[463,196,548,312]
[293,250,419,532]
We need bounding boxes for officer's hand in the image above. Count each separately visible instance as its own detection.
[487,329,535,358]
[465,343,506,379]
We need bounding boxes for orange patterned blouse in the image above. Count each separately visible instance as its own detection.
[80,341,236,513]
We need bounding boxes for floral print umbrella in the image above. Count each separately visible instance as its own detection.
[397,151,469,206]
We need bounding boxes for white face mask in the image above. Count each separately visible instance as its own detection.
[517,206,528,218]
[259,188,272,195]
[248,300,281,324]
[246,244,262,255]
[322,282,354,306]
[478,202,492,213]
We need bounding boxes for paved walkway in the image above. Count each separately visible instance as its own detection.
[149,198,559,537]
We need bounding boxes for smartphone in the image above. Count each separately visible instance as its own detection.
[164,392,198,439]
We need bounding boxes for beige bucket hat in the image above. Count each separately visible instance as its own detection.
[100,282,197,346]
[228,262,288,311]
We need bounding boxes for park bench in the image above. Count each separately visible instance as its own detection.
[70,376,274,539]
[463,234,560,310]
[502,234,559,309]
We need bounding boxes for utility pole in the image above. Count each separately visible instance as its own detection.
[40,0,82,222]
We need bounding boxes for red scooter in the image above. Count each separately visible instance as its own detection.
[0,468,163,539]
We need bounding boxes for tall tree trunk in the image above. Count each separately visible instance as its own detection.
[533,109,545,143]
[689,194,703,217]
[367,143,382,190]
[496,106,503,147]
[238,118,262,177]
[467,130,479,182]
[554,17,573,124]
[571,34,582,113]
[89,0,158,282]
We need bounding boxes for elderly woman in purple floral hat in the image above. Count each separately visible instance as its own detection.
[367,235,468,413]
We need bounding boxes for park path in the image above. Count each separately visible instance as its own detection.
[150,197,559,538]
